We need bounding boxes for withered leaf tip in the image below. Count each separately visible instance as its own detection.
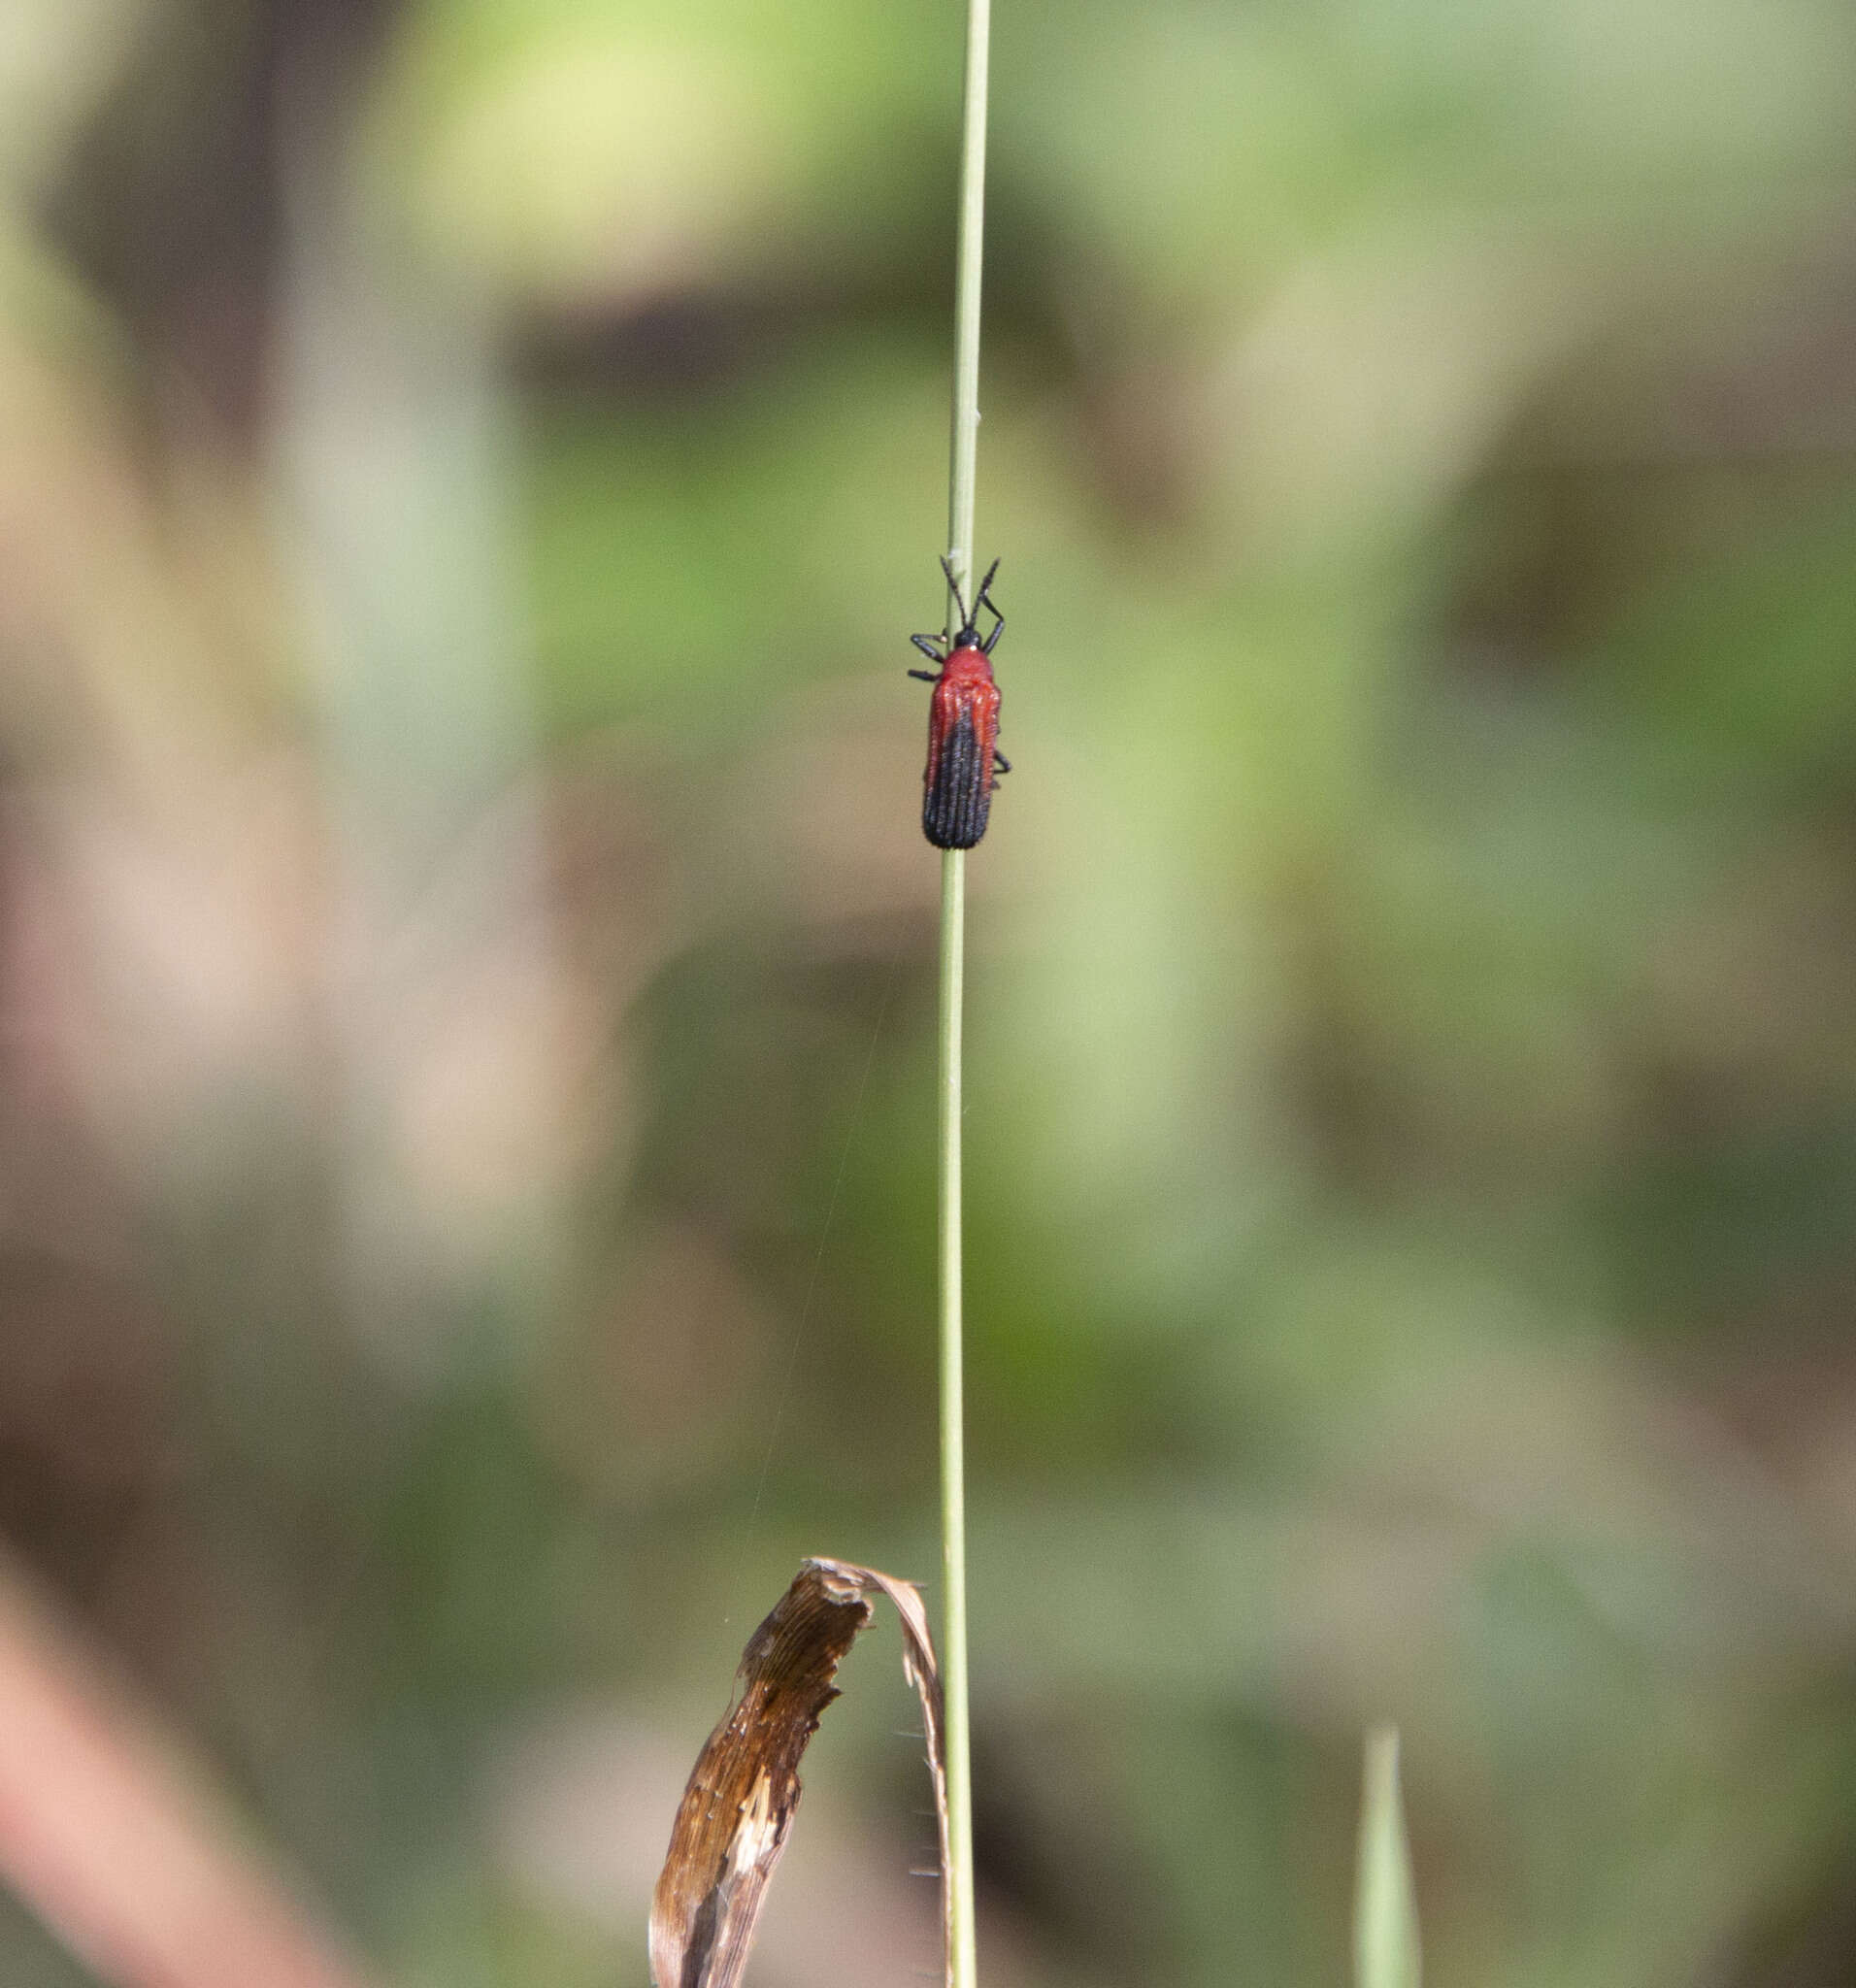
[648,1559,948,1988]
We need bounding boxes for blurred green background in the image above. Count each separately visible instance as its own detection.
[3,0,1856,1983]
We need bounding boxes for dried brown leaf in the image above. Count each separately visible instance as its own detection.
[648,1558,947,1988]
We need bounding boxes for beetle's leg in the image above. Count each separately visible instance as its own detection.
[992,750,1011,776]
[908,669,939,682]
[911,634,946,664]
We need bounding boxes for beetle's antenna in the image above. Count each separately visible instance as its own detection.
[940,553,971,636]
[972,559,1002,644]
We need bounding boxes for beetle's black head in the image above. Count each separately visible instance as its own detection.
[937,552,1003,654]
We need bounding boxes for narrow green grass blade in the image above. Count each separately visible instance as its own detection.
[1355,1726,1422,1988]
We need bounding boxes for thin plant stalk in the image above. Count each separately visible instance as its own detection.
[945,0,991,600]
[937,846,973,1988]
[939,0,991,1984]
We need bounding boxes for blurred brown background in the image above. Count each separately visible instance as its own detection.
[2,0,1856,1983]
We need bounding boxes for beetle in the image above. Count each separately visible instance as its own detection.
[909,555,1010,849]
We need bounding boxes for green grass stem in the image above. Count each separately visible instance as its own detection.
[937,845,973,1988]
[939,1,990,1985]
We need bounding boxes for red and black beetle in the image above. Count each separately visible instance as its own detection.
[909,555,1010,850]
